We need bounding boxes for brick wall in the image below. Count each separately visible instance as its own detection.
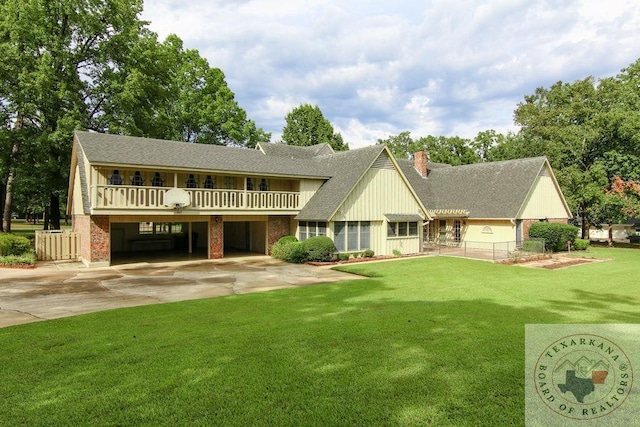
[90,216,110,264]
[209,216,223,259]
[414,151,428,177]
[73,214,91,263]
[267,215,291,254]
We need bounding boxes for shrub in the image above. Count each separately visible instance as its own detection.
[338,253,350,261]
[392,249,402,257]
[363,249,374,258]
[521,239,545,253]
[302,236,336,262]
[0,234,32,256]
[572,238,590,250]
[0,251,36,266]
[282,242,307,263]
[271,236,298,260]
[528,222,579,252]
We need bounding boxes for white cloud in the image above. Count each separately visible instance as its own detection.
[142,0,640,146]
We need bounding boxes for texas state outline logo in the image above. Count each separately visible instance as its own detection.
[533,333,633,420]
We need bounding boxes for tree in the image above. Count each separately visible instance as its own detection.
[281,104,348,151]
[377,131,417,158]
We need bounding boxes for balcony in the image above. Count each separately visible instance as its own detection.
[93,185,300,212]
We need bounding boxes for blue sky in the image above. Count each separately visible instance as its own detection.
[142,0,640,148]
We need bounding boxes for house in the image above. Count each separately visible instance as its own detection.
[67,131,571,267]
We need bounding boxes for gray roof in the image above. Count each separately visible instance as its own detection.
[398,156,548,219]
[296,145,387,220]
[75,131,331,178]
[385,213,424,222]
[257,142,334,158]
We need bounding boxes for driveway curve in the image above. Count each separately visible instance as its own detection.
[0,256,363,328]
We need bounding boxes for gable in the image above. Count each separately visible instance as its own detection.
[518,162,571,219]
[331,151,425,221]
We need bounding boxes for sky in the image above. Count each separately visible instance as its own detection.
[141,0,640,149]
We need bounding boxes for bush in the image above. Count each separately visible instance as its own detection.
[521,239,545,253]
[392,249,402,257]
[0,251,36,266]
[0,234,32,256]
[338,253,350,261]
[271,236,298,260]
[528,222,579,252]
[302,236,336,262]
[572,239,590,250]
[282,242,307,264]
[363,249,374,258]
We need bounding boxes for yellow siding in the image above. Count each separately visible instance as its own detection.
[520,175,570,219]
[335,168,423,221]
[299,179,324,207]
[386,236,421,255]
[72,168,84,215]
[463,220,515,243]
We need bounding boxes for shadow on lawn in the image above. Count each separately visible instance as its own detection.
[3,278,636,426]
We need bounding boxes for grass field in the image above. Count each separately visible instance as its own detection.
[0,247,638,425]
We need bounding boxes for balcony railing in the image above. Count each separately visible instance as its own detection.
[93,185,300,211]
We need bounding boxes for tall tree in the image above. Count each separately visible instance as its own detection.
[281,104,348,151]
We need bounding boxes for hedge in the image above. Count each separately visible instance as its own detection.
[528,222,579,252]
[302,236,335,262]
[0,234,32,256]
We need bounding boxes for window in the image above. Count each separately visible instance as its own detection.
[333,221,371,251]
[131,171,145,186]
[387,222,419,238]
[185,174,198,188]
[203,175,216,189]
[151,172,164,187]
[259,178,269,191]
[246,178,254,191]
[224,176,235,189]
[138,222,183,235]
[453,220,461,242]
[299,221,327,241]
[109,170,123,185]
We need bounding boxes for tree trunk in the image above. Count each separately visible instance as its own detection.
[49,193,61,230]
[608,225,614,247]
[2,113,23,233]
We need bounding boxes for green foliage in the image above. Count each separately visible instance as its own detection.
[302,236,335,262]
[270,236,298,260]
[521,239,545,253]
[528,222,579,252]
[363,249,375,258]
[337,253,350,261]
[0,233,32,256]
[281,241,307,264]
[0,251,36,266]
[281,104,348,151]
[392,249,402,257]
[572,239,590,250]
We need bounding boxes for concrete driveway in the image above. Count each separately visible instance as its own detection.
[0,256,363,328]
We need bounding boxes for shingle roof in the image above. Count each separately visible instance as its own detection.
[74,131,331,178]
[398,157,548,219]
[257,142,334,158]
[296,145,388,220]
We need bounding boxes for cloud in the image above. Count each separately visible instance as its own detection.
[142,0,640,147]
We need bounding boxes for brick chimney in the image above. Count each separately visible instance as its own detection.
[414,151,428,177]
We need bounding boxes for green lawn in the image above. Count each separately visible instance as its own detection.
[1,247,638,426]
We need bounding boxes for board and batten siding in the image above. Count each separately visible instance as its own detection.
[299,179,324,208]
[462,220,515,244]
[519,174,570,219]
[333,167,424,221]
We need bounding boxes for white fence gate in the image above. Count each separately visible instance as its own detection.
[35,231,81,261]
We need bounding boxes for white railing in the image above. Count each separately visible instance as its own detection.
[94,185,300,211]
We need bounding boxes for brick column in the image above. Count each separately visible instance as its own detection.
[209,216,223,259]
[267,215,291,254]
[89,215,110,265]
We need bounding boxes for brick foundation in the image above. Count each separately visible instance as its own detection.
[74,214,110,266]
[267,216,291,254]
[209,216,223,259]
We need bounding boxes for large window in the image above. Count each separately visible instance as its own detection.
[334,221,371,251]
[138,222,183,235]
[299,221,327,241]
[387,221,419,238]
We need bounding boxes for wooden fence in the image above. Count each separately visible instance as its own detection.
[35,231,81,261]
